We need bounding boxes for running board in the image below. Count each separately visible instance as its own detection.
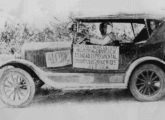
[42,72,127,90]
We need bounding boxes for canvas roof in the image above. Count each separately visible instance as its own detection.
[75,13,165,22]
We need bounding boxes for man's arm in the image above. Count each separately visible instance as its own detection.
[90,34,114,45]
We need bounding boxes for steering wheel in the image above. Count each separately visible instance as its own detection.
[76,32,90,44]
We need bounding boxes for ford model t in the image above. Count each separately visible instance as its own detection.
[0,13,165,107]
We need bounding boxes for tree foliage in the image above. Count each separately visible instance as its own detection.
[0,20,72,55]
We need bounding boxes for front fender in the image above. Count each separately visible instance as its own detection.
[124,56,165,86]
[0,58,53,86]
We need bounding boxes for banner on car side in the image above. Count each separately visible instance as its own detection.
[45,49,71,67]
[73,45,119,70]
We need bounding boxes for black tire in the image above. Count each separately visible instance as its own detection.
[129,64,165,101]
[34,79,44,95]
[35,79,44,89]
[0,68,35,107]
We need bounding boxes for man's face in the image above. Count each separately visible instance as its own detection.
[107,24,113,33]
[150,21,156,30]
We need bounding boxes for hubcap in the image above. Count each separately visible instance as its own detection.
[136,70,161,96]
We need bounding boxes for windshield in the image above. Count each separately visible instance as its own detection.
[72,19,161,45]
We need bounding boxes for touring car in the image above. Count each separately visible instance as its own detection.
[1,13,165,107]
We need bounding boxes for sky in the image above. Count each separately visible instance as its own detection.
[0,0,165,29]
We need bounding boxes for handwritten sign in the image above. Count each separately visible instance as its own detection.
[73,45,119,70]
[45,50,71,67]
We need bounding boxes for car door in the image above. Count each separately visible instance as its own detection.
[119,43,137,71]
[72,43,137,72]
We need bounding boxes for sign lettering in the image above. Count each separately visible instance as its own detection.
[46,50,71,67]
[73,45,119,70]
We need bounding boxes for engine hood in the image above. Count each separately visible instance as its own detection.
[21,42,72,68]
[22,41,72,52]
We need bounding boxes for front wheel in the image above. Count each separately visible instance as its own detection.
[0,68,35,107]
[129,64,165,101]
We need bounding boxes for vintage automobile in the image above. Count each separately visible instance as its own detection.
[0,13,165,107]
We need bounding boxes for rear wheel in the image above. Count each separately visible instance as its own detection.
[0,68,35,107]
[129,64,165,101]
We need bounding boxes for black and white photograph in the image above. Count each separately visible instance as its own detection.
[0,0,165,120]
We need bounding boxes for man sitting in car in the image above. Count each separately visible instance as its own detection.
[89,22,116,45]
[149,20,160,33]
[134,20,160,43]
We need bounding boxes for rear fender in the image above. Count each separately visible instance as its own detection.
[124,56,165,86]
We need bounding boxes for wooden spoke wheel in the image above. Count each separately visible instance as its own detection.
[0,68,35,107]
[130,64,165,101]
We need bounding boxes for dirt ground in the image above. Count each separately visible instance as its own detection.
[0,88,165,120]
